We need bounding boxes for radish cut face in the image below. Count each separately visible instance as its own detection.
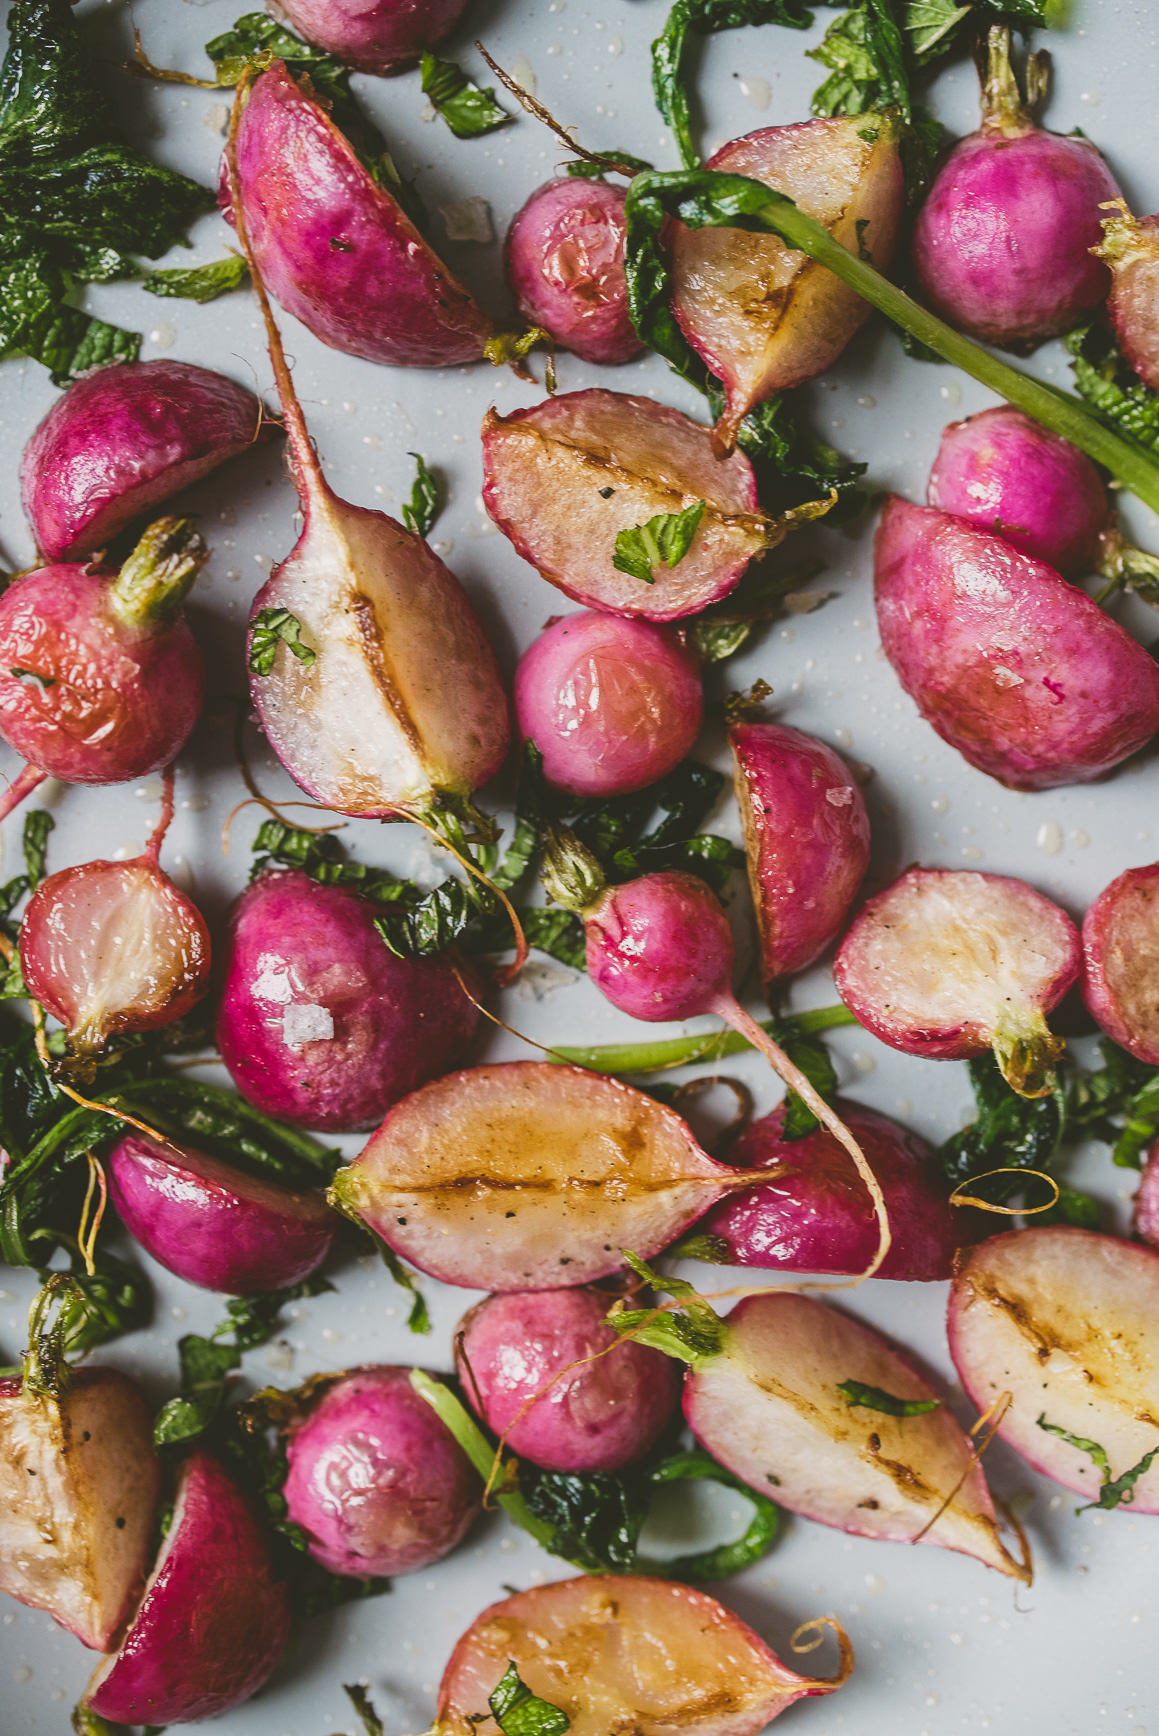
[435,1575,846,1736]
[0,1371,160,1651]
[834,867,1080,1096]
[1136,1142,1159,1249]
[332,1061,738,1290]
[948,1228,1159,1511]
[481,389,769,621]
[670,116,904,450]
[686,1293,1024,1578]
[1082,862,1159,1064]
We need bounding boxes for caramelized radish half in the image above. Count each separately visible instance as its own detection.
[330,1061,743,1290]
[730,719,870,986]
[834,867,1080,1098]
[481,389,775,621]
[1082,862,1159,1064]
[435,1575,850,1736]
[83,1451,291,1726]
[948,1228,1159,1512]
[670,115,904,452]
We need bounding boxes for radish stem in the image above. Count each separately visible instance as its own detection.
[548,1003,858,1073]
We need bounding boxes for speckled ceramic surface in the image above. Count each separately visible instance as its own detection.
[1,2,1157,1732]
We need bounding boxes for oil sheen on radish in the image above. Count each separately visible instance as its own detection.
[506,178,643,365]
[270,0,469,70]
[1082,861,1159,1064]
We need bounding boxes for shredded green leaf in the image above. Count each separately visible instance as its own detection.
[839,1379,941,1417]
[489,1662,571,1736]
[141,254,248,303]
[343,1683,385,1736]
[651,1,814,169]
[401,452,443,539]
[249,608,317,676]
[1065,318,1159,459]
[1036,1414,1159,1511]
[420,53,511,139]
[613,500,706,584]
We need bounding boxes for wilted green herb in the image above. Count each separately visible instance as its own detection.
[420,54,511,138]
[249,607,317,676]
[839,1380,941,1417]
[613,501,705,583]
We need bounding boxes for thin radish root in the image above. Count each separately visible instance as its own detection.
[789,1615,855,1689]
[948,1168,1060,1215]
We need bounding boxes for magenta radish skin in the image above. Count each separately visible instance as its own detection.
[21,361,262,562]
[927,406,1109,576]
[269,0,468,70]
[1135,1140,1159,1248]
[1101,209,1159,392]
[0,1370,160,1651]
[585,869,734,1022]
[1082,862,1159,1064]
[874,497,1159,790]
[481,389,768,621]
[948,1228,1159,1510]
[455,1287,681,1472]
[436,1575,846,1735]
[730,720,869,985]
[108,1133,336,1294]
[333,1061,741,1291]
[515,612,703,797]
[223,61,493,367]
[216,869,480,1132]
[282,1367,481,1577]
[695,1100,959,1282]
[84,1452,291,1725]
[505,179,643,365]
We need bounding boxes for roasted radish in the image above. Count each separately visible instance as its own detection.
[271,0,470,71]
[1134,1142,1159,1250]
[506,178,643,365]
[1098,201,1159,393]
[1082,862,1159,1065]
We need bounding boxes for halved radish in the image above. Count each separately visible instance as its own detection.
[834,867,1081,1097]
[1136,1141,1159,1249]
[480,389,772,621]
[670,116,904,452]
[83,1451,291,1725]
[948,1227,1159,1511]
[435,1575,849,1735]
[0,1369,160,1650]
[678,1292,1025,1578]
[329,1061,746,1290]
[1082,862,1159,1064]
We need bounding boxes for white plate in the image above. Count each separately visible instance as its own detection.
[1,1,1156,1731]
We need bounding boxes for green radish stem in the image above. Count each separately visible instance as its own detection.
[548,1004,858,1073]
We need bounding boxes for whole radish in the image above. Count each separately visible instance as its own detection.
[0,517,206,821]
[281,1366,481,1576]
[834,867,1080,1097]
[506,178,643,365]
[21,360,264,562]
[455,1286,681,1472]
[270,0,469,70]
[912,27,1122,346]
[927,405,1109,577]
[541,832,891,1275]
[670,114,904,451]
[1096,200,1159,393]
[875,497,1159,790]
[222,87,511,824]
[730,719,869,986]
[108,1133,336,1294]
[1082,861,1159,1064]
[515,611,703,797]
[20,773,211,1066]
[216,868,480,1132]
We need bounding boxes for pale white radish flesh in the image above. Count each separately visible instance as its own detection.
[834,867,1081,1096]
[480,389,771,620]
[332,1061,742,1290]
[1081,861,1159,1064]
[0,1371,160,1650]
[1135,1142,1159,1248]
[948,1227,1159,1511]
[671,116,904,450]
[685,1293,1025,1579]
[435,1574,847,1736]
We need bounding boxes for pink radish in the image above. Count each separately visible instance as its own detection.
[874,497,1159,791]
[223,60,494,367]
[506,178,643,365]
[21,360,264,563]
[730,719,869,986]
[0,516,207,821]
[834,867,1080,1098]
[1134,1141,1159,1249]
[948,1227,1159,1512]
[436,1575,851,1735]
[281,1365,481,1576]
[270,0,469,71]
[514,611,703,797]
[20,777,211,1064]
[216,868,480,1132]
[82,1451,291,1725]
[107,1132,336,1294]
[1082,861,1159,1064]
[1097,200,1159,394]
[481,388,778,621]
[927,405,1110,577]
[329,1060,751,1290]
[694,1100,960,1282]
[221,90,511,822]
[670,115,904,452]
[455,1286,681,1472]
[911,27,1122,347]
